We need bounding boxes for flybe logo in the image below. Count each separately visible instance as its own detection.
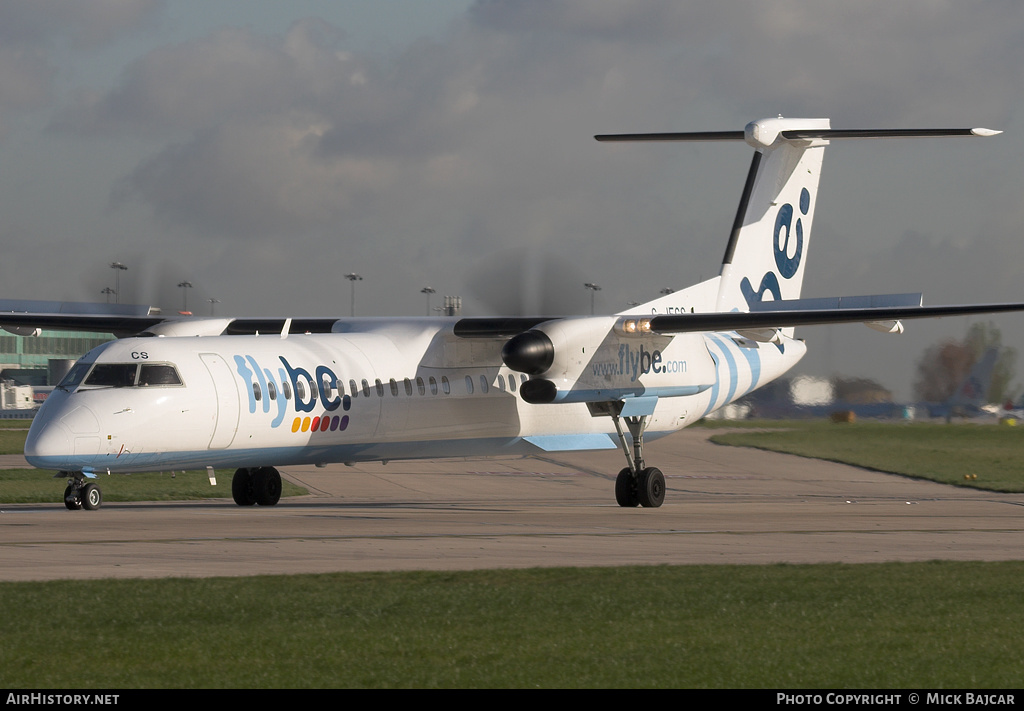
[591,344,688,382]
[740,187,810,308]
[233,355,350,432]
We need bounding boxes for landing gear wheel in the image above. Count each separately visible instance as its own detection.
[63,484,82,511]
[232,468,257,506]
[253,467,282,506]
[615,468,639,508]
[637,467,665,508]
[81,483,103,510]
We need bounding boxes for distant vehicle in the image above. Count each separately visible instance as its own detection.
[7,117,1024,510]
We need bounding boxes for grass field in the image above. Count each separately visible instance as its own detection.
[0,467,306,503]
[2,562,1023,688]
[707,420,1024,492]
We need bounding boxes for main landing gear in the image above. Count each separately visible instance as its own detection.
[609,412,666,508]
[61,472,102,511]
[231,467,282,507]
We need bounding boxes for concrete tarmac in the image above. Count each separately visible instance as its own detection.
[2,429,1023,581]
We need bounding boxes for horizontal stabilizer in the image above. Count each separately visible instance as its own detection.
[595,127,999,145]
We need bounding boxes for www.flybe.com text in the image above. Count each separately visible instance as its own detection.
[591,344,687,382]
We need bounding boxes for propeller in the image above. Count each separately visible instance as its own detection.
[464,247,593,317]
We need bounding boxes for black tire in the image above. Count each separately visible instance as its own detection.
[232,468,257,506]
[254,467,282,507]
[63,484,82,511]
[637,467,665,508]
[615,467,639,507]
[81,483,102,510]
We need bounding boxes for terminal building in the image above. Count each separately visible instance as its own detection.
[0,299,159,413]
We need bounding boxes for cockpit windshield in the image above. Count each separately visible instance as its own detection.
[85,364,138,388]
[58,362,184,391]
[56,362,91,391]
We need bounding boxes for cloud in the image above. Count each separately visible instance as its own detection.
[0,0,163,48]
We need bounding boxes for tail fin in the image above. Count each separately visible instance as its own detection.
[716,117,830,316]
[597,119,999,327]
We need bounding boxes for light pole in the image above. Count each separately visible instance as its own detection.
[110,262,127,304]
[584,282,602,315]
[177,281,193,313]
[345,273,363,317]
[208,298,220,316]
[420,287,436,316]
[101,287,116,303]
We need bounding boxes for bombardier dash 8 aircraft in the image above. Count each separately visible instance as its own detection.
[12,116,1024,511]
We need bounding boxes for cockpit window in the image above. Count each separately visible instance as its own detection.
[139,364,182,386]
[70,362,184,390]
[84,364,138,388]
[56,362,92,391]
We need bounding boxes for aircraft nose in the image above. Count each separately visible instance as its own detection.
[24,397,99,470]
[24,416,72,467]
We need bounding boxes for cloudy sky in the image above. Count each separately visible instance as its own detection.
[2,0,1024,400]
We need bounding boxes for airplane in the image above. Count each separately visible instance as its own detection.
[11,116,1024,511]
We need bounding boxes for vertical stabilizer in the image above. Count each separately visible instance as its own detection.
[716,118,830,322]
[595,119,998,327]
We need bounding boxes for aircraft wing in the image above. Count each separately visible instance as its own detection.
[647,301,1024,334]
[452,296,1024,338]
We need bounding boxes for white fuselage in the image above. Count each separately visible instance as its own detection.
[24,317,805,474]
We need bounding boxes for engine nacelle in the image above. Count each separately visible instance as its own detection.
[501,330,554,375]
[500,316,617,379]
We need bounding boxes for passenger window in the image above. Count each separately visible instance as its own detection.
[429,376,438,395]
[508,374,516,392]
[375,379,384,397]
[404,378,413,396]
[296,379,306,400]
[84,364,137,388]
[416,377,426,396]
[282,380,292,400]
[350,379,359,398]
[479,375,489,393]
[465,375,474,394]
[441,376,450,395]
[267,381,277,400]
[496,376,506,393]
[253,383,262,401]
[389,378,399,396]
[139,364,182,386]
[362,379,370,397]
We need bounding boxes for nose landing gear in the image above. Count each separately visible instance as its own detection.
[61,473,102,511]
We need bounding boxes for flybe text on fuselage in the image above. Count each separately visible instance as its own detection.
[233,354,352,432]
[591,344,687,382]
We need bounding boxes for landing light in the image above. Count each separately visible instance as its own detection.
[618,318,653,335]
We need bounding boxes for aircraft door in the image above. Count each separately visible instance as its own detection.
[200,353,240,449]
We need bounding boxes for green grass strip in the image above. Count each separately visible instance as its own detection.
[0,468,305,503]
[710,421,1024,492]
[1,562,1022,688]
